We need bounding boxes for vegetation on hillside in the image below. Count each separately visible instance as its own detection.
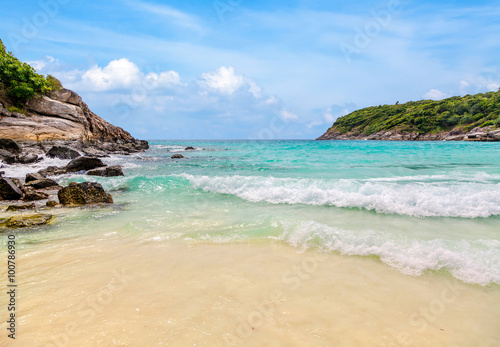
[328,91,500,135]
[0,38,61,107]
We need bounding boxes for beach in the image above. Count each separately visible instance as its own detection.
[1,140,500,346]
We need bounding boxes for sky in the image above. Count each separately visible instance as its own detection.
[1,0,499,139]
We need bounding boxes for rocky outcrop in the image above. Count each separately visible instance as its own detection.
[58,182,113,206]
[317,126,500,141]
[87,165,124,177]
[0,88,148,154]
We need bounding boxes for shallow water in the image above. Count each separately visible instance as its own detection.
[1,140,499,346]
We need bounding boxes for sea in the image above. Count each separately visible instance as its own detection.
[1,140,499,346]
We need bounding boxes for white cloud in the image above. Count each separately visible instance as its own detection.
[199,66,246,95]
[423,89,448,100]
[82,58,142,91]
[129,1,203,32]
[27,56,58,72]
[145,71,181,87]
[486,82,500,91]
[307,120,323,128]
[279,109,299,121]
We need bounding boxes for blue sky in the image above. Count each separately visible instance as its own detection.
[1,0,499,139]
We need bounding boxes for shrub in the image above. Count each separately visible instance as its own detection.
[0,38,59,106]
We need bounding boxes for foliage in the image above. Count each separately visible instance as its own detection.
[328,91,500,135]
[0,38,60,106]
[7,105,25,114]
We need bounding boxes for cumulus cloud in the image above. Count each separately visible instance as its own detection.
[145,71,181,88]
[82,58,142,91]
[279,109,299,121]
[198,66,246,95]
[27,56,59,72]
[423,89,448,100]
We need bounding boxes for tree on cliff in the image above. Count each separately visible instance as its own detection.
[0,38,60,107]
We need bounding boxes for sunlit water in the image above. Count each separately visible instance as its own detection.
[1,140,499,346]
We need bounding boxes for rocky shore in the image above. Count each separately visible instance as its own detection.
[0,88,149,229]
[316,126,500,141]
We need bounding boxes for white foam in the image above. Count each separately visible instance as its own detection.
[179,173,500,218]
[279,220,500,286]
[0,155,70,178]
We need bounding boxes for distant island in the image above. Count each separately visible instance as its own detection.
[317,91,500,141]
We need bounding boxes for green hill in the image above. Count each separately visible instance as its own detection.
[322,91,500,137]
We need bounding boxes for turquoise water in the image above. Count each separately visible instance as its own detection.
[6,140,500,286]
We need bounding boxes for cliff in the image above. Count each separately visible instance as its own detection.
[317,91,500,141]
[0,88,148,156]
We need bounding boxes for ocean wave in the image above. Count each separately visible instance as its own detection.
[280,220,500,286]
[179,173,500,218]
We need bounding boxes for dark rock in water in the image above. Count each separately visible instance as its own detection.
[22,190,49,201]
[3,214,53,228]
[26,172,46,183]
[171,154,185,159]
[87,165,124,177]
[65,156,106,172]
[9,178,25,192]
[0,149,17,164]
[38,166,67,176]
[46,146,81,159]
[46,200,58,207]
[6,203,36,211]
[25,178,60,189]
[0,139,21,154]
[184,146,195,150]
[17,153,41,164]
[0,178,24,200]
[58,182,113,206]
[0,171,4,176]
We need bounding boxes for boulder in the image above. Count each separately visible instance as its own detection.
[87,165,124,177]
[50,88,81,105]
[58,182,113,206]
[26,172,46,183]
[17,153,41,164]
[46,200,58,207]
[25,178,60,189]
[22,191,49,201]
[0,149,17,164]
[0,139,21,154]
[3,214,53,228]
[38,166,67,176]
[0,178,24,200]
[171,154,184,159]
[6,203,36,212]
[65,156,106,172]
[185,146,195,150]
[46,146,81,159]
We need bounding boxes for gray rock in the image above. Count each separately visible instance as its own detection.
[185,146,195,150]
[26,172,46,183]
[38,166,67,176]
[171,154,184,159]
[65,156,106,172]
[46,146,81,159]
[58,182,113,206]
[0,178,24,200]
[17,153,41,164]
[25,178,60,189]
[87,165,124,177]
[0,139,21,154]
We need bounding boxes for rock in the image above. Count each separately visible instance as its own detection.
[50,88,81,105]
[25,178,60,189]
[46,146,81,159]
[6,203,36,211]
[0,139,21,154]
[46,200,58,207]
[22,191,49,201]
[0,171,4,176]
[87,165,124,177]
[17,153,41,164]
[58,182,113,206]
[3,214,53,228]
[26,172,46,183]
[171,154,184,159]
[10,178,25,192]
[38,166,67,176]
[0,149,16,164]
[0,178,24,200]
[185,146,195,150]
[65,156,106,172]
